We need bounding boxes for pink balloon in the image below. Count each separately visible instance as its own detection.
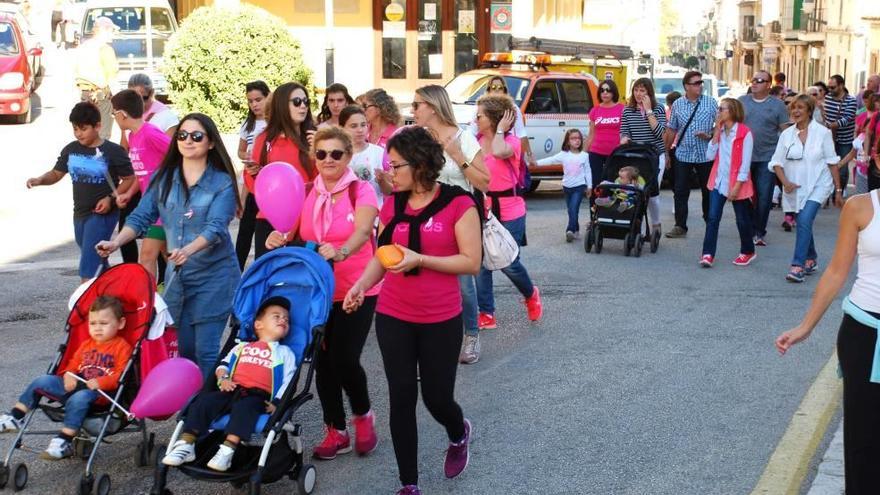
[130,358,202,419]
[254,162,306,233]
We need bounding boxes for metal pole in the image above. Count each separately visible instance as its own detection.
[325,0,334,85]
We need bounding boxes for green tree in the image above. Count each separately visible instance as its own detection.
[659,0,679,57]
[162,5,313,133]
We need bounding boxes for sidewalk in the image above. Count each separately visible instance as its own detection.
[806,420,844,495]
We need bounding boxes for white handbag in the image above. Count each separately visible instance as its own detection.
[482,212,519,271]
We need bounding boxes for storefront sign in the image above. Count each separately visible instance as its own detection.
[385,2,404,22]
[382,20,406,38]
[459,9,475,34]
[490,4,511,33]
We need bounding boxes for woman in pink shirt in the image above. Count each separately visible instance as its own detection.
[343,127,481,495]
[363,88,401,149]
[265,127,380,461]
[474,94,543,330]
[586,80,625,195]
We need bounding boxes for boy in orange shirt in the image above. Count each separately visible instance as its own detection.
[162,296,296,472]
[0,296,132,460]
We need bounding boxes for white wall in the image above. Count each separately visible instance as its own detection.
[288,26,375,93]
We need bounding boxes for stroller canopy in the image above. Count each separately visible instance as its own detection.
[232,247,334,364]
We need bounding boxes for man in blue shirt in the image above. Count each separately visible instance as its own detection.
[665,71,718,238]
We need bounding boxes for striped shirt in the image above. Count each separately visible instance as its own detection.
[620,103,667,155]
[824,94,857,145]
[668,94,718,163]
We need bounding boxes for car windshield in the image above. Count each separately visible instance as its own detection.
[82,7,174,59]
[654,76,714,97]
[445,74,530,105]
[0,22,19,55]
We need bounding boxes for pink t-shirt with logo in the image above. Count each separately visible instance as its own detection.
[376,193,476,323]
[299,181,380,302]
[588,103,625,156]
[128,122,171,194]
[481,134,526,221]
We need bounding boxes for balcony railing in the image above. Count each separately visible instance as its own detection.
[801,9,825,33]
[741,26,758,42]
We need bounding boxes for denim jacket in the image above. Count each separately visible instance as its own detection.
[125,164,240,323]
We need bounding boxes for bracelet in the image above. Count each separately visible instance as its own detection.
[418,255,424,267]
[836,188,843,193]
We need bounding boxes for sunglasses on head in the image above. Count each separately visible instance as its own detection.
[290,96,310,107]
[752,77,769,84]
[177,130,206,143]
[315,149,345,160]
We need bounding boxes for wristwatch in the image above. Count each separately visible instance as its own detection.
[496,128,505,135]
[460,161,470,170]
[339,246,351,260]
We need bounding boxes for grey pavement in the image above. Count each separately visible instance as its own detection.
[806,420,844,495]
[0,182,848,494]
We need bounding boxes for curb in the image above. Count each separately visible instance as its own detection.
[751,350,843,495]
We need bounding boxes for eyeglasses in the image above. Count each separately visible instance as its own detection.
[719,106,731,111]
[315,149,345,160]
[176,130,206,143]
[488,84,505,91]
[411,101,424,110]
[599,86,612,93]
[785,141,803,161]
[751,78,770,84]
[141,94,149,102]
[388,161,410,173]
[828,85,838,91]
[362,103,377,110]
[290,96,310,107]
[111,110,125,118]
[687,80,704,86]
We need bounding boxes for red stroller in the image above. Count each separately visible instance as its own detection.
[0,263,174,495]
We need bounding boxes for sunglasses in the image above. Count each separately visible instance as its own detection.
[752,78,770,84]
[599,86,612,93]
[315,149,345,160]
[290,96,310,107]
[687,80,704,86]
[785,141,803,161]
[141,94,149,102]
[828,86,838,91]
[177,130,206,143]
[411,101,424,110]
[488,84,505,91]
[719,106,731,111]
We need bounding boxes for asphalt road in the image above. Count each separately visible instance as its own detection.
[0,40,847,495]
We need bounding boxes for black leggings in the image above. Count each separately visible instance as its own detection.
[235,193,259,270]
[375,312,466,486]
[837,313,880,494]
[253,219,275,260]
[118,191,140,264]
[316,297,377,430]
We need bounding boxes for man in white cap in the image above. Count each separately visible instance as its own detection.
[74,17,119,139]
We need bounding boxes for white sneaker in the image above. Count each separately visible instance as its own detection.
[40,437,73,460]
[207,444,235,472]
[459,334,481,364]
[162,440,196,466]
[0,414,21,433]
[565,231,575,242]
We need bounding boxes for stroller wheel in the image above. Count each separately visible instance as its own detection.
[584,226,594,253]
[650,230,660,253]
[96,474,111,495]
[0,463,9,489]
[136,440,149,467]
[78,473,94,495]
[297,464,317,495]
[11,463,26,492]
[635,234,644,257]
[623,233,633,257]
[595,232,603,254]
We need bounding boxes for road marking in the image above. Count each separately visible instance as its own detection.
[751,350,842,495]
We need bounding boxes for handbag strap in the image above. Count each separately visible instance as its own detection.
[676,97,702,147]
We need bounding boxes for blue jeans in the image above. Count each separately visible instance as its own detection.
[702,189,754,257]
[460,274,480,337]
[563,185,586,233]
[73,212,118,278]
[792,200,821,267]
[749,161,775,238]
[176,311,228,380]
[836,143,852,190]
[19,375,98,430]
[476,215,535,315]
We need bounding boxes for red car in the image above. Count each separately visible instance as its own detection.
[0,12,41,124]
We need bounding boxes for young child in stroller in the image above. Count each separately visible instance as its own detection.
[0,296,132,460]
[595,166,646,212]
[162,296,296,472]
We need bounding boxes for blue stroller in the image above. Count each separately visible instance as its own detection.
[150,247,333,495]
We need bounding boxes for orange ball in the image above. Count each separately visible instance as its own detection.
[377,245,404,268]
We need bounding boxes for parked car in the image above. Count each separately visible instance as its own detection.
[78,0,177,95]
[406,53,600,190]
[653,67,721,105]
[0,11,41,123]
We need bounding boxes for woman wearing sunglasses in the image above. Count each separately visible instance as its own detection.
[468,76,535,168]
[339,105,394,206]
[97,113,241,379]
[585,80,624,204]
[412,84,490,364]
[127,73,179,137]
[363,88,401,149]
[343,126,482,495]
[244,82,317,259]
[769,94,842,282]
[265,126,382,461]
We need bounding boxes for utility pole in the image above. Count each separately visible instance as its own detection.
[325,0,334,86]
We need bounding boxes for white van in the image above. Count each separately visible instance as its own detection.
[79,0,177,95]
[653,67,721,106]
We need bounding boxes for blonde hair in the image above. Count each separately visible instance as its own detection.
[415,85,458,128]
[365,88,401,126]
[788,93,816,116]
[619,166,640,182]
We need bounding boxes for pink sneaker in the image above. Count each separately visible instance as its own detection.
[699,255,714,268]
[312,426,352,460]
[732,253,757,266]
[351,411,378,456]
[524,286,543,321]
[477,312,497,330]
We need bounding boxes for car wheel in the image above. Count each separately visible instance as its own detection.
[527,180,541,193]
[15,98,32,125]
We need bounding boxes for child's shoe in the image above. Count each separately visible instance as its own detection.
[397,485,422,495]
[524,286,543,322]
[40,437,73,460]
[565,231,575,242]
[0,414,22,433]
[477,312,497,330]
[207,444,236,471]
[313,426,352,460]
[352,411,378,456]
[444,419,471,479]
[162,440,196,466]
[459,334,481,364]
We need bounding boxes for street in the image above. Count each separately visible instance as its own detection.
[0,64,846,492]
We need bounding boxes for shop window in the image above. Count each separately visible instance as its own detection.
[417,0,442,79]
[381,0,406,79]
